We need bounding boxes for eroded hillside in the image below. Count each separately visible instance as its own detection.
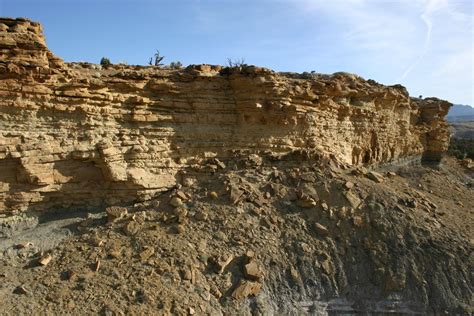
[0,18,472,315]
[0,17,451,214]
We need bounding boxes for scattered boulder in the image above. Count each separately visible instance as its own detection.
[232,279,262,299]
[38,253,52,266]
[15,241,33,249]
[139,247,154,262]
[229,185,245,204]
[195,211,208,221]
[181,267,193,281]
[173,207,188,223]
[123,220,140,236]
[108,250,121,259]
[169,197,184,208]
[213,254,234,274]
[353,216,364,227]
[314,223,330,237]
[182,176,196,187]
[352,167,368,176]
[344,181,354,189]
[214,158,226,169]
[321,202,329,211]
[244,261,263,281]
[344,191,361,208]
[175,190,189,201]
[367,171,384,183]
[321,259,334,275]
[105,206,128,223]
[296,195,317,208]
[13,285,29,295]
[460,158,473,169]
[245,250,255,261]
[176,224,186,234]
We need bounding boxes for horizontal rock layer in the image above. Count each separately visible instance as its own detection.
[0,18,451,214]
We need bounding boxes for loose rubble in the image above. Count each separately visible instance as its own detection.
[0,156,471,315]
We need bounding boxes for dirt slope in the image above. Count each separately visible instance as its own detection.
[0,156,472,315]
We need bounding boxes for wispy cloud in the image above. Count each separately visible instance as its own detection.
[289,0,473,104]
[398,0,446,80]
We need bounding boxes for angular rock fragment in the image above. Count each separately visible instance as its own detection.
[353,216,364,227]
[64,270,76,281]
[15,241,33,249]
[213,254,234,274]
[195,211,208,221]
[123,220,140,236]
[92,259,101,272]
[244,261,262,281]
[214,158,226,169]
[232,279,262,299]
[13,285,29,295]
[296,195,317,208]
[367,171,384,183]
[314,223,330,237]
[175,190,188,201]
[229,186,245,204]
[181,267,193,281]
[108,250,121,259]
[176,224,186,234]
[321,259,334,275]
[139,247,154,262]
[245,250,255,260]
[169,197,184,208]
[344,191,361,208]
[38,254,52,266]
[173,207,188,223]
[105,206,128,223]
[344,181,354,189]
[321,202,329,211]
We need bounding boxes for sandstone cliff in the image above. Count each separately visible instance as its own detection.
[0,18,451,214]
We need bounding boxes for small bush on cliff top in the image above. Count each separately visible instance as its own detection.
[227,58,246,67]
[169,61,183,69]
[100,57,111,68]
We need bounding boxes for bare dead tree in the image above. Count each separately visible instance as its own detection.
[227,58,245,67]
[154,50,165,66]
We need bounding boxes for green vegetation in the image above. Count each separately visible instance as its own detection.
[169,61,183,69]
[100,57,111,68]
[448,138,474,159]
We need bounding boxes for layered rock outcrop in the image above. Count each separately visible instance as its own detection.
[0,18,451,214]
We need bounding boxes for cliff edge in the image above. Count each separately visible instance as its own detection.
[0,18,451,214]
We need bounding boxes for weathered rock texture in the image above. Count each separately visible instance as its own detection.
[0,18,451,214]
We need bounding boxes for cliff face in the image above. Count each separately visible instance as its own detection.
[0,18,451,214]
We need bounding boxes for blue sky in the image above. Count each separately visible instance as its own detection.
[1,0,472,105]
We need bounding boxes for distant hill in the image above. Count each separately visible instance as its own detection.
[447,104,474,121]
